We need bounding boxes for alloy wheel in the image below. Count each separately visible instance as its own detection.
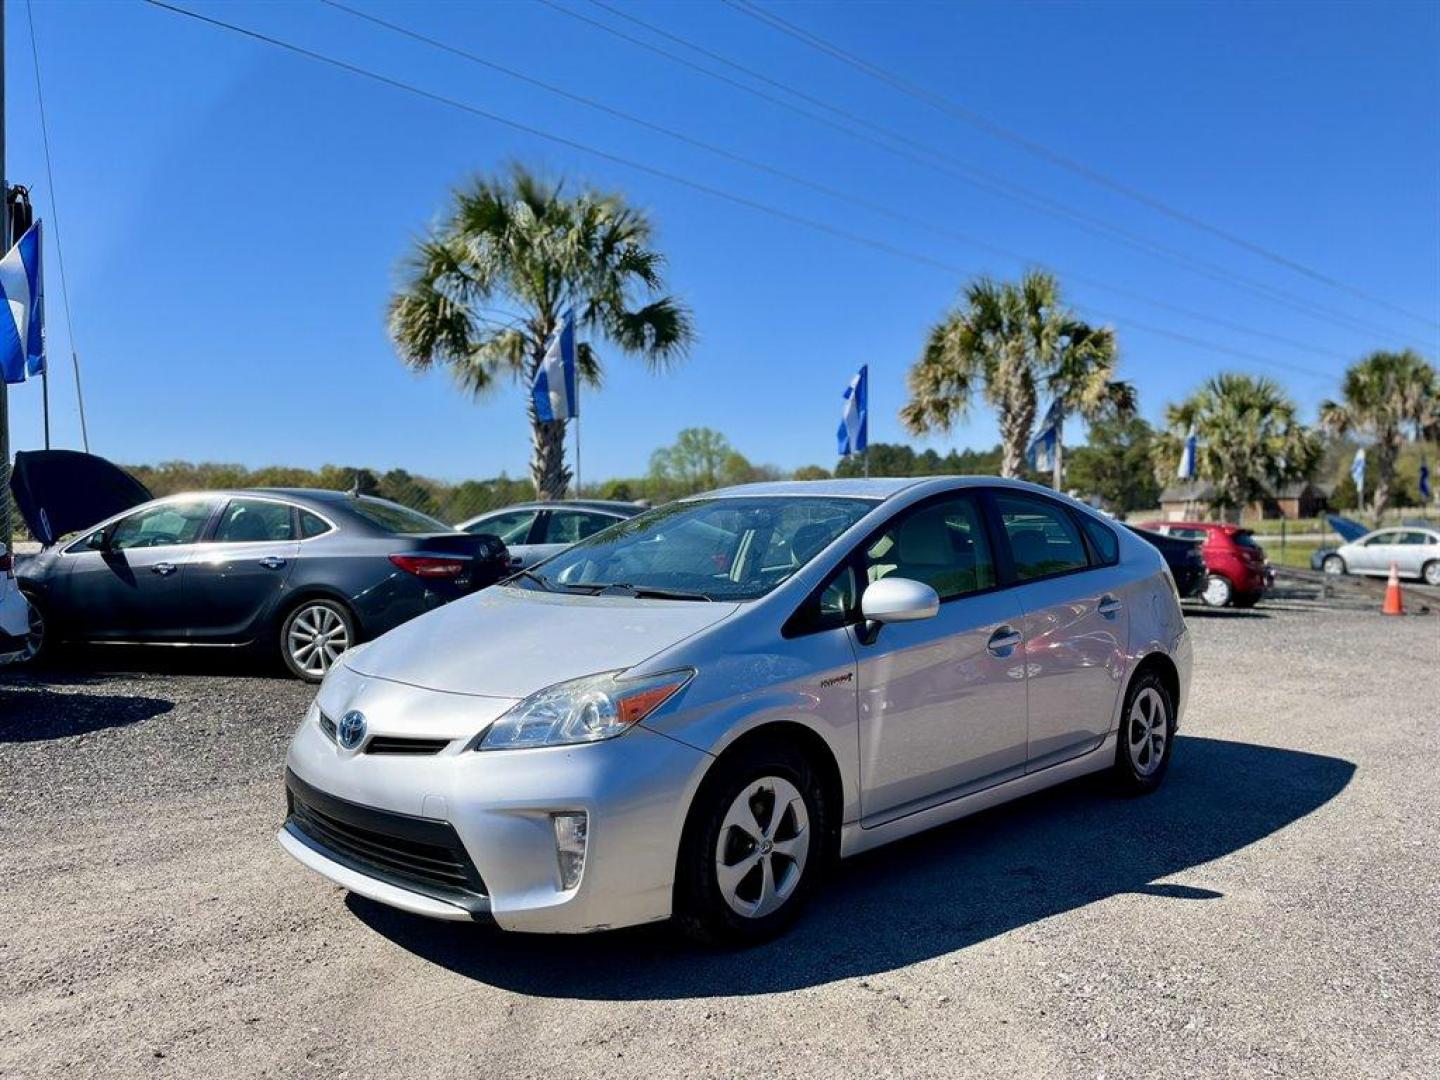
[22,601,44,662]
[286,603,350,678]
[1127,687,1169,777]
[1425,562,1440,587]
[1323,556,1345,576]
[714,776,810,919]
[1202,575,1232,607]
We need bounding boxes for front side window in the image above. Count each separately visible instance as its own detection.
[543,510,618,545]
[863,495,996,600]
[995,493,1089,581]
[214,499,295,543]
[110,500,214,551]
[468,509,537,544]
[1363,531,1400,547]
[527,496,876,601]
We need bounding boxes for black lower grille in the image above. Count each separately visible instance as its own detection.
[365,736,451,755]
[284,769,487,912]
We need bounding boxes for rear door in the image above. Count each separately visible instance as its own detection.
[991,491,1130,773]
[182,497,302,641]
[523,508,626,567]
[465,508,541,569]
[852,492,1030,823]
[57,498,219,640]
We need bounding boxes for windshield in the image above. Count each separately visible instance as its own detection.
[517,496,877,601]
[348,497,452,535]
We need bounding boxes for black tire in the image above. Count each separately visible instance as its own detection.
[1322,554,1347,577]
[1423,560,1440,588]
[17,589,50,664]
[1200,573,1233,608]
[675,738,831,946]
[278,598,356,682]
[1111,668,1176,796]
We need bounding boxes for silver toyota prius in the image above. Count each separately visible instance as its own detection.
[279,478,1192,943]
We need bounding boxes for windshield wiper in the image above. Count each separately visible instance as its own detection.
[593,582,714,601]
[505,569,553,592]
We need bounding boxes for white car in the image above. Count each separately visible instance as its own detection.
[458,499,644,571]
[1,545,33,663]
[280,478,1192,943]
[1321,526,1440,586]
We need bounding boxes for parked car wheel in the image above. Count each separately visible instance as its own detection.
[1200,574,1233,608]
[1322,555,1347,576]
[675,740,829,945]
[18,590,49,663]
[280,598,355,682]
[1424,560,1440,587]
[1112,670,1175,795]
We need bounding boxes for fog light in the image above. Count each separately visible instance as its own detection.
[552,812,588,891]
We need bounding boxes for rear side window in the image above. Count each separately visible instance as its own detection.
[1078,515,1120,565]
[995,494,1089,581]
[300,510,333,539]
[863,494,996,600]
[214,499,295,543]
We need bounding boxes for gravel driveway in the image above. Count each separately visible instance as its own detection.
[2,588,1437,1079]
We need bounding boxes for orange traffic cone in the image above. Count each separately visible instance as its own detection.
[1382,561,1404,616]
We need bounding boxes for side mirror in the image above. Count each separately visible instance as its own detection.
[858,577,939,643]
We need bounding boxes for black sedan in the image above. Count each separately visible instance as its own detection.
[1125,523,1207,599]
[11,451,509,680]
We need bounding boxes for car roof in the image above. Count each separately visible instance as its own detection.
[482,499,643,513]
[700,476,1082,502]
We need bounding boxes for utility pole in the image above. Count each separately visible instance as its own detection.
[1,1,12,559]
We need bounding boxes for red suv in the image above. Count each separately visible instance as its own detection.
[1137,521,1274,608]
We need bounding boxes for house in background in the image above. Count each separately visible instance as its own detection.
[1158,480,1332,522]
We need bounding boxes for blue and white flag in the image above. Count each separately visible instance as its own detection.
[1350,447,1366,497]
[1176,424,1198,480]
[531,309,577,422]
[0,220,44,385]
[836,364,868,456]
[1027,398,1063,472]
[1420,458,1431,503]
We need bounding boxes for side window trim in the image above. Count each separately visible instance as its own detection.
[986,488,1101,587]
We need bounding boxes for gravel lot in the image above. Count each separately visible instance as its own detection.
[2,579,1437,1080]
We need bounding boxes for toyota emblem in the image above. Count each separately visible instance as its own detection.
[337,710,367,750]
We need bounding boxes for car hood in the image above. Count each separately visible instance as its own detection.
[9,450,152,545]
[345,585,740,698]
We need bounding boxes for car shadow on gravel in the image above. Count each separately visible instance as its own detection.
[8,647,283,683]
[349,735,1354,998]
[0,685,174,741]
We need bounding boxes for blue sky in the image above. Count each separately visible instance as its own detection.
[6,0,1437,482]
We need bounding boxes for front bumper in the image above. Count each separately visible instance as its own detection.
[279,679,712,933]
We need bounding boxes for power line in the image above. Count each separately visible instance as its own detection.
[542,0,1417,346]
[725,0,1440,332]
[322,0,1351,365]
[25,0,89,451]
[141,0,1335,386]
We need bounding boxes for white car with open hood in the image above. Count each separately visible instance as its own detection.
[279,477,1192,943]
[0,546,30,663]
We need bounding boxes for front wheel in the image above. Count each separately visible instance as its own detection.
[280,599,355,682]
[675,742,830,945]
[18,591,49,663]
[1423,560,1440,587]
[1200,574,1233,608]
[1112,670,1175,795]
[1322,555,1346,577]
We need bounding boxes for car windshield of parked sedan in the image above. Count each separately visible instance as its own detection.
[347,497,452,535]
[516,496,877,601]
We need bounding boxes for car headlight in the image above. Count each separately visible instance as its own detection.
[473,669,694,751]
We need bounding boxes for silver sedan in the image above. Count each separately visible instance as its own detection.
[1321,526,1440,585]
[279,478,1192,943]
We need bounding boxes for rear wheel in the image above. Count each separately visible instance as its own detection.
[675,741,829,945]
[1200,574,1233,607]
[18,590,49,663]
[1112,670,1175,795]
[1424,560,1440,587]
[280,599,355,682]
[1322,555,1346,576]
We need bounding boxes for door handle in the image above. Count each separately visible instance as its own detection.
[987,626,1023,655]
[508,555,524,568]
[259,556,287,570]
[1098,594,1123,616]
[151,562,177,576]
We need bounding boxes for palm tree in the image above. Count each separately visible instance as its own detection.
[1318,349,1439,521]
[1157,374,1321,521]
[388,166,694,499]
[901,270,1131,479]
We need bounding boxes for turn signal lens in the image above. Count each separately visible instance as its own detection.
[552,812,588,891]
[389,554,467,578]
[474,669,695,751]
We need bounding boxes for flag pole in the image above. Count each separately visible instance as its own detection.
[573,401,581,497]
[0,3,12,560]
